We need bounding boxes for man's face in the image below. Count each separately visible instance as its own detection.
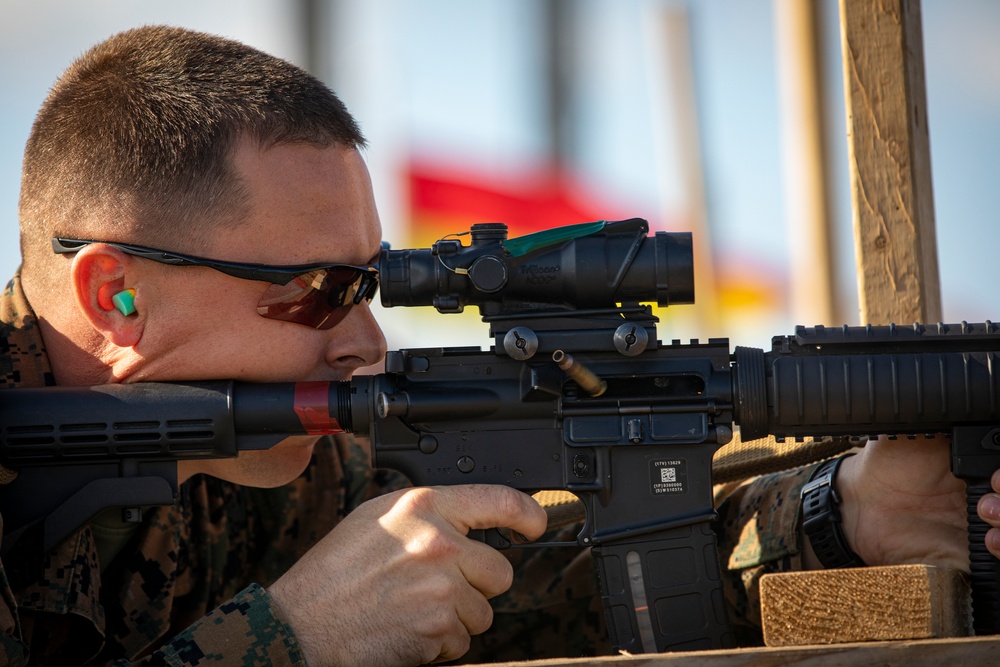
[134,141,386,486]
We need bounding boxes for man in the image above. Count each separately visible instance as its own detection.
[2,25,999,666]
[6,25,546,665]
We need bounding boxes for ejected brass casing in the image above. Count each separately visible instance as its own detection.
[552,350,607,397]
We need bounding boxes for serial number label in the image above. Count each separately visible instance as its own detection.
[650,458,687,495]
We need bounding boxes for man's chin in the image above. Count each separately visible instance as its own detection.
[242,437,319,487]
[184,437,319,487]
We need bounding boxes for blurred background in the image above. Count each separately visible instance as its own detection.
[1,0,997,352]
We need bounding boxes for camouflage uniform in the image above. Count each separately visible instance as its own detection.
[0,272,819,664]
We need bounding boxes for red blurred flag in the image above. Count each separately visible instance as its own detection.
[406,158,660,246]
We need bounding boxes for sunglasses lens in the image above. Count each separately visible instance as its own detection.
[256,267,378,330]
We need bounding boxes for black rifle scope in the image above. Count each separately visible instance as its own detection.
[378,218,694,316]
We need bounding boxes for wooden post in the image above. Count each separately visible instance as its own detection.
[757,0,964,648]
[661,7,720,333]
[839,0,941,325]
[774,0,840,326]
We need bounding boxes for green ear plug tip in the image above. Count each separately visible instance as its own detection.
[112,289,137,316]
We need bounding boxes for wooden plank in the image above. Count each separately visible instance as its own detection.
[480,636,1000,666]
[839,0,941,324]
[759,565,971,646]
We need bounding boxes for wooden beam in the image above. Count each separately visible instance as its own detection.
[479,636,1000,666]
[759,565,971,646]
[839,0,941,325]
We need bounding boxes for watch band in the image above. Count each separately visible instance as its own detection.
[800,454,865,569]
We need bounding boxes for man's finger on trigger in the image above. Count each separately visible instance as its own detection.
[439,484,547,541]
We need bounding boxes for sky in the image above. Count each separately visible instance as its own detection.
[1,0,998,351]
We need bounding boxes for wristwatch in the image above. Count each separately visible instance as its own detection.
[800,454,865,569]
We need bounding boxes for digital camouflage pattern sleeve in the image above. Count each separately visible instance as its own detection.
[713,460,824,644]
[117,584,303,667]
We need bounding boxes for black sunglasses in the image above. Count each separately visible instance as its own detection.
[52,237,380,330]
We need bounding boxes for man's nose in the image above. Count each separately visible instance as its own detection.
[324,299,387,374]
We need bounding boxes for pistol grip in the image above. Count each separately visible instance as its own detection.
[966,479,1000,634]
[591,520,735,653]
[952,426,1000,634]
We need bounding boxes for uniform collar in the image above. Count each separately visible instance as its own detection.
[0,272,56,389]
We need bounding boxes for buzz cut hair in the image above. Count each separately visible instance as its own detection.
[19,25,366,276]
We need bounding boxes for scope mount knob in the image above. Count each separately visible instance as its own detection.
[614,323,649,356]
[503,327,539,360]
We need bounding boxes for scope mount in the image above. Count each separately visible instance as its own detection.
[486,304,659,360]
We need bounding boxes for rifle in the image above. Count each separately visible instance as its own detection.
[1,217,999,654]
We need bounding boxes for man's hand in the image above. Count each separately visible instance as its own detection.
[267,484,547,667]
[977,469,1000,560]
[835,435,968,571]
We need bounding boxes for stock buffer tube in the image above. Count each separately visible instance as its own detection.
[0,380,360,552]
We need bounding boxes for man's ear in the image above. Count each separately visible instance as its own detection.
[69,244,145,348]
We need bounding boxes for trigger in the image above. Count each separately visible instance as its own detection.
[467,528,512,549]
